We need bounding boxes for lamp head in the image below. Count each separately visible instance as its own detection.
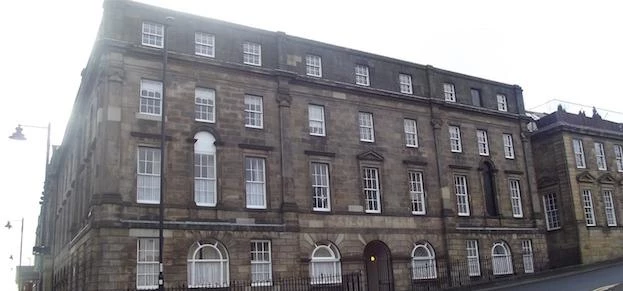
[4,221,11,229]
[9,125,26,140]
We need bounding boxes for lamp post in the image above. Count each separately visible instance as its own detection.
[9,123,52,167]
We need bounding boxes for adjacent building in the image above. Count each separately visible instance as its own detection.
[35,1,548,290]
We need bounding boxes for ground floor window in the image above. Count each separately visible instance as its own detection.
[187,241,229,287]
[412,242,437,279]
[492,242,513,275]
[521,240,534,273]
[310,243,342,284]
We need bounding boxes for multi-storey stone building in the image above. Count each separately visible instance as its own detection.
[531,107,623,268]
[36,0,547,290]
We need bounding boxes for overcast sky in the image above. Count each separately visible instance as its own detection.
[1,0,622,289]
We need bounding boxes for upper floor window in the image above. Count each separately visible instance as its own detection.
[311,163,331,211]
[309,105,325,136]
[245,157,267,209]
[137,238,159,289]
[243,42,262,66]
[595,142,607,170]
[250,240,272,286]
[581,189,596,226]
[194,132,217,207]
[503,134,515,159]
[509,179,523,218]
[443,83,456,102]
[244,95,263,129]
[355,65,370,86]
[362,167,381,213]
[477,130,489,156]
[137,147,160,204]
[408,171,425,215]
[471,89,481,106]
[603,190,618,226]
[306,55,322,77]
[310,244,342,284]
[454,175,470,216]
[195,88,215,123]
[543,193,560,230]
[399,74,413,94]
[449,126,462,153]
[195,32,215,57]
[614,145,623,172]
[497,94,508,112]
[142,22,163,48]
[139,80,162,116]
[572,139,586,168]
[404,119,418,147]
[359,112,374,142]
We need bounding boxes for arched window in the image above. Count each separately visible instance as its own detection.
[491,242,513,275]
[310,243,342,284]
[194,132,216,206]
[187,241,229,287]
[411,242,437,279]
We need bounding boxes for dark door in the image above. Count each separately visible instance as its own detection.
[364,241,394,291]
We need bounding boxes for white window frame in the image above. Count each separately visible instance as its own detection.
[543,193,561,230]
[243,42,262,66]
[614,145,623,172]
[310,244,342,285]
[136,238,159,290]
[139,80,163,116]
[603,190,618,226]
[355,65,370,86]
[359,112,375,142]
[443,83,456,102]
[477,130,489,156]
[399,73,413,94]
[409,171,426,215]
[404,119,418,148]
[466,240,481,277]
[141,22,163,48]
[311,163,331,212]
[497,94,508,112]
[411,243,437,280]
[195,32,215,57]
[245,157,266,209]
[187,242,229,288]
[363,167,381,213]
[521,240,534,273]
[137,147,160,204]
[491,242,513,275]
[595,142,607,170]
[455,175,470,216]
[509,179,523,218]
[573,139,586,168]
[250,240,272,286]
[244,95,263,129]
[195,88,215,123]
[581,189,596,226]
[503,134,515,159]
[194,132,217,207]
[308,105,326,136]
[449,126,462,153]
[306,55,322,77]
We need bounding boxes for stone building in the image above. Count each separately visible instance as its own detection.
[36,0,547,290]
[531,106,623,268]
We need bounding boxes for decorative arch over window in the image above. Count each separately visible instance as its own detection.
[310,243,342,284]
[194,132,217,206]
[411,242,437,279]
[491,242,513,275]
[187,241,229,287]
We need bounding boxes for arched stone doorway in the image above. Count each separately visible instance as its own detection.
[363,240,394,291]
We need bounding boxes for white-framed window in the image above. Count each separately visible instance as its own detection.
[359,112,375,142]
[595,142,607,170]
[543,193,561,230]
[355,65,370,86]
[573,139,586,168]
[477,130,489,156]
[311,163,331,211]
[497,94,508,112]
[521,240,534,274]
[250,240,272,286]
[412,243,437,279]
[310,244,342,284]
[309,105,326,136]
[187,241,229,288]
[306,55,322,77]
[245,157,266,209]
[244,95,263,128]
[614,145,623,172]
[509,179,523,218]
[404,119,418,147]
[141,22,163,48]
[399,74,413,94]
[194,132,217,206]
[443,83,456,102]
[139,80,163,115]
[581,189,596,226]
[137,147,160,204]
[449,126,462,153]
[136,238,159,290]
[503,134,515,159]
[491,242,513,275]
[455,175,470,216]
[466,240,480,277]
[409,171,425,215]
[363,167,381,213]
[195,88,215,122]
[243,42,261,66]
[195,32,215,57]
[603,190,617,226]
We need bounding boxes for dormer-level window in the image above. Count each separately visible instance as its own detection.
[142,22,163,48]
[497,94,508,112]
[444,83,455,102]
[243,42,262,66]
[355,65,370,86]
